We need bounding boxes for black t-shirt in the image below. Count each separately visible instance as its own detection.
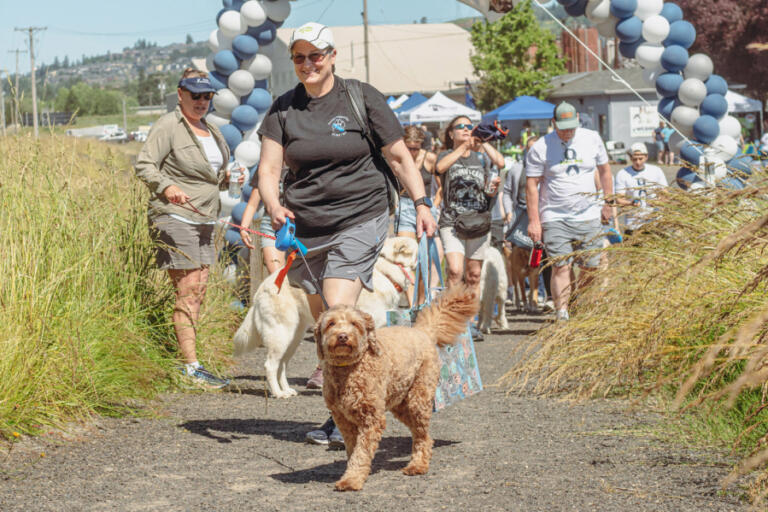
[437,150,491,228]
[258,76,403,239]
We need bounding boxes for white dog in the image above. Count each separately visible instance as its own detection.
[232,237,419,398]
[478,246,509,334]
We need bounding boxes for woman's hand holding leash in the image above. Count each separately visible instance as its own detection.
[268,205,296,232]
[163,185,189,205]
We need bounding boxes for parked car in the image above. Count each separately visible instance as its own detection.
[99,129,128,143]
[130,130,148,142]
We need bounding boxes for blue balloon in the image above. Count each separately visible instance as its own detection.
[225,227,243,247]
[680,141,704,166]
[664,20,696,49]
[619,38,644,58]
[213,50,240,76]
[232,34,260,61]
[222,0,245,9]
[655,72,683,97]
[247,20,278,46]
[660,2,683,23]
[676,167,702,190]
[557,0,580,5]
[231,201,247,225]
[241,181,253,202]
[719,176,745,190]
[231,104,260,132]
[219,124,243,152]
[660,45,689,72]
[243,88,272,114]
[208,71,228,90]
[564,0,588,16]
[727,155,754,177]
[700,94,728,119]
[616,16,643,43]
[657,97,678,118]
[610,0,637,19]
[705,74,728,96]
[693,115,720,144]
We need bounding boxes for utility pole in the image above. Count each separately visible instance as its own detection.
[15,26,46,138]
[8,49,27,129]
[0,69,6,136]
[362,0,370,83]
[122,97,127,133]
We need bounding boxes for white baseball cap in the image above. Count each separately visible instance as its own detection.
[627,142,648,155]
[290,22,335,50]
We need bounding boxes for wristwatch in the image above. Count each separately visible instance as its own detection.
[413,196,433,209]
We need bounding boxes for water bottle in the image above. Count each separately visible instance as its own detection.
[484,167,499,194]
[228,162,242,199]
[529,242,544,268]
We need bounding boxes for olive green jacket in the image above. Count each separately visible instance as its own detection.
[134,106,231,222]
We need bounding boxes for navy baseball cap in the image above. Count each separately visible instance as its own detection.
[178,77,216,93]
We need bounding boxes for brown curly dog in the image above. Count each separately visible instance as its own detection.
[314,285,479,491]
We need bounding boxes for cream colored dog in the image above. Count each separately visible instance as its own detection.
[232,237,418,398]
[478,246,509,333]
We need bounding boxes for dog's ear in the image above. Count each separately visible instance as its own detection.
[313,316,325,361]
[361,311,380,356]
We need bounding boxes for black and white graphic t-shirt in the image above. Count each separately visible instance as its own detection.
[437,150,491,228]
[258,77,403,239]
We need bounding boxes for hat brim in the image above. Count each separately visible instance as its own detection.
[182,84,216,93]
[554,118,579,130]
[289,38,332,50]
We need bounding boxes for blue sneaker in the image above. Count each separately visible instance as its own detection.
[180,365,230,390]
[306,416,336,445]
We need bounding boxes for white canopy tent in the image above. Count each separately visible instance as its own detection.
[397,91,481,124]
[726,90,762,113]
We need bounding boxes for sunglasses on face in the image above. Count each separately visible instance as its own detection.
[188,91,214,101]
[291,48,331,65]
[452,123,473,131]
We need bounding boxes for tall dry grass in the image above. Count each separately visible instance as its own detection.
[503,165,768,500]
[0,133,237,440]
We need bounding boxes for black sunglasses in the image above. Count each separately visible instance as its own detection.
[452,123,474,131]
[290,48,331,65]
[187,91,214,101]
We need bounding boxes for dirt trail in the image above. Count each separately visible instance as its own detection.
[0,311,746,511]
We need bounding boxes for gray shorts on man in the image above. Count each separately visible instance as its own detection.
[542,218,603,268]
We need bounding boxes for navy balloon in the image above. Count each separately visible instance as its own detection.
[232,35,259,61]
[225,227,243,247]
[700,94,728,119]
[655,72,683,97]
[241,181,253,202]
[616,16,643,43]
[660,2,683,23]
[705,75,728,96]
[253,79,268,89]
[208,71,228,91]
[243,88,272,113]
[676,167,702,190]
[216,8,229,24]
[231,104,260,132]
[557,0,580,5]
[213,50,240,76]
[660,45,688,72]
[619,39,644,58]
[727,155,754,178]
[222,0,245,9]
[248,19,278,46]
[610,0,637,19]
[657,97,678,118]
[692,115,719,144]
[680,141,704,166]
[220,124,243,152]
[564,0,588,17]
[231,201,247,225]
[664,21,696,49]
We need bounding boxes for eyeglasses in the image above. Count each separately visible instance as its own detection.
[452,123,473,131]
[290,48,331,65]
[188,91,214,101]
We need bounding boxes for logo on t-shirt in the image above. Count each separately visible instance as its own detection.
[328,115,349,137]
[561,147,583,176]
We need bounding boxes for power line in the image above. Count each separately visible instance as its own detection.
[48,20,212,38]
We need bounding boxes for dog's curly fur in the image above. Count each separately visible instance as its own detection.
[314,285,479,491]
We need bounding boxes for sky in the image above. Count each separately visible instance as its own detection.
[0,0,483,73]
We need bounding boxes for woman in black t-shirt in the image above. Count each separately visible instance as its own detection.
[256,22,437,447]
[436,115,504,292]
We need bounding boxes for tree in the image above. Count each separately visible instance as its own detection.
[677,0,768,103]
[469,0,565,111]
[186,34,194,45]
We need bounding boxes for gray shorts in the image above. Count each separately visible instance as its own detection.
[150,214,216,270]
[542,218,603,268]
[287,212,388,295]
[258,215,276,248]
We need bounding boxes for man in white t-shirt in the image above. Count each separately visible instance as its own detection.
[614,142,668,233]
[525,102,614,321]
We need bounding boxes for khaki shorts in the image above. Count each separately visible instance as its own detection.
[150,214,216,270]
[439,225,490,261]
[542,218,603,268]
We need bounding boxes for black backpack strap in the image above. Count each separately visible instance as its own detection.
[276,87,298,147]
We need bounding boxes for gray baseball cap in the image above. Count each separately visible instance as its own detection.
[554,102,579,130]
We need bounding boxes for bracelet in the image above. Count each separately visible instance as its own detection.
[604,200,617,206]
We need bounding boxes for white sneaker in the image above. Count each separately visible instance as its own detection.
[556,309,569,322]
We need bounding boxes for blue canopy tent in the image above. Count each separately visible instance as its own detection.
[393,92,428,113]
[482,96,555,122]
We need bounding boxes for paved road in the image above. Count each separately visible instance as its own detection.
[0,309,745,511]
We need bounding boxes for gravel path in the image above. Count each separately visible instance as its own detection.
[0,310,746,511]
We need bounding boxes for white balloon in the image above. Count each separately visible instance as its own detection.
[642,65,664,84]
[684,54,714,81]
[706,135,739,161]
[228,69,256,96]
[586,0,612,23]
[212,89,240,116]
[634,0,663,20]
[206,111,230,127]
[671,105,700,138]
[240,0,267,27]
[718,115,742,140]
[219,10,247,38]
[641,15,670,44]
[244,54,273,80]
[208,29,232,53]
[596,16,619,38]
[635,43,664,69]
[219,191,239,220]
[262,0,291,22]
[234,140,262,167]
[678,78,707,107]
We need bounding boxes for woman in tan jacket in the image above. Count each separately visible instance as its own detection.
[134,68,240,389]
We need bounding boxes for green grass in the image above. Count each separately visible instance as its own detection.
[0,133,238,440]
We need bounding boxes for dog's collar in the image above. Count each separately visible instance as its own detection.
[385,263,414,293]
